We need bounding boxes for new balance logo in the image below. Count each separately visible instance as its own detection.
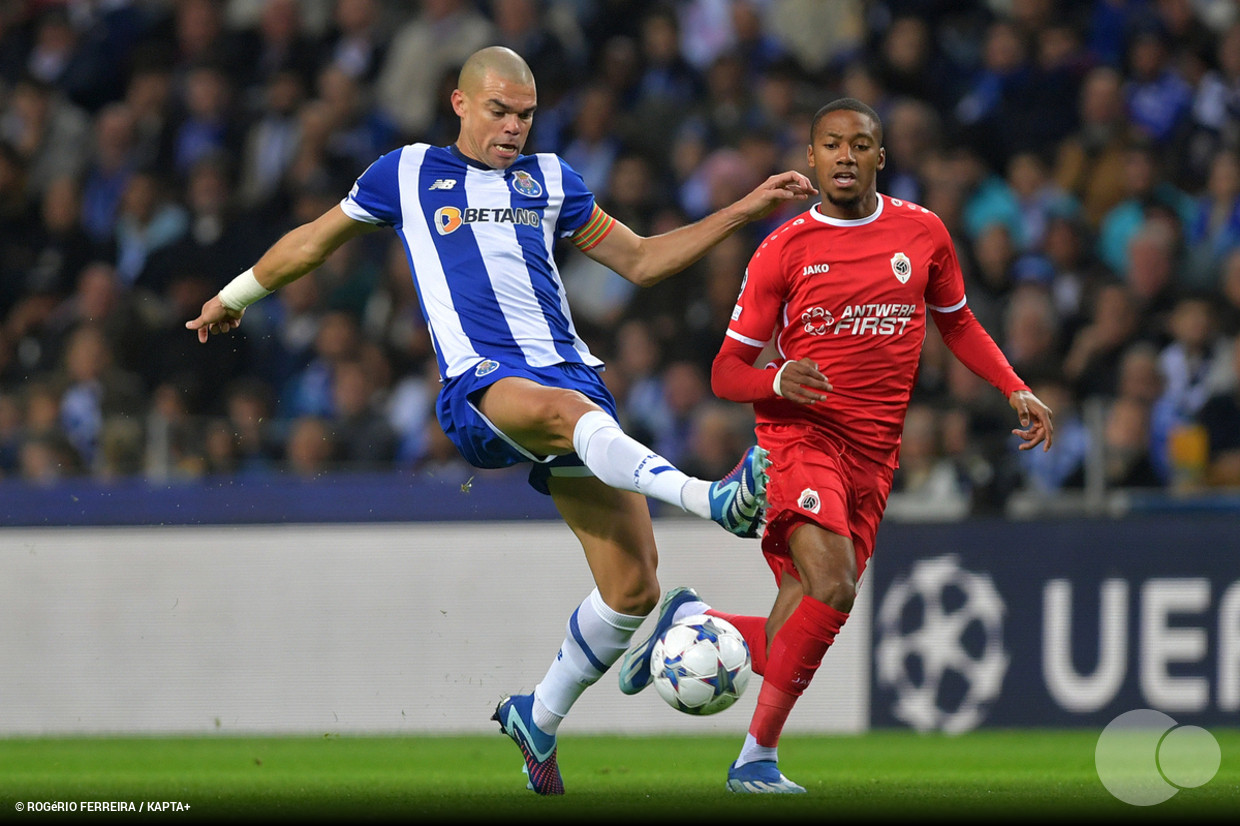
[428,178,457,190]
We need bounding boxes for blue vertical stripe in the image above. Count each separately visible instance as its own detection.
[417,154,522,362]
[568,607,609,675]
[509,161,580,364]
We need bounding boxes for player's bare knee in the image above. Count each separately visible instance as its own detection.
[531,389,597,443]
[803,570,857,613]
[601,580,659,617]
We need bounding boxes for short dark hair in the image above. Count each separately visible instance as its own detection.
[810,98,883,145]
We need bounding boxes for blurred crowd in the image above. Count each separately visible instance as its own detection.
[1,0,1240,514]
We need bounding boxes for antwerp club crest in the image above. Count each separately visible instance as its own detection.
[891,252,912,283]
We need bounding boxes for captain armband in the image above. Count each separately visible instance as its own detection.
[570,206,616,252]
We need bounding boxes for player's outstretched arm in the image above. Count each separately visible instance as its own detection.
[1009,388,1055,452]
[584,170,816,287]
[186,206,378,343]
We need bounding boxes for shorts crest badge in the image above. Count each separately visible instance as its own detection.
[891,252,912,283]
[798,488,821,514]
[475,359,500,377]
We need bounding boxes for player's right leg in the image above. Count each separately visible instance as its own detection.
[494,476,659,795]
[475,375,769,536]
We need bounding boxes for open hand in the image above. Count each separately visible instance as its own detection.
[739,170,817,222]
[776,358,832,404]
[1009,389,1054,451]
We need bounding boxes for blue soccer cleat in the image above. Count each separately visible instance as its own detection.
[492,694,564,796]
[616,586,703,695]
[726,760,807,794]
[708,446,770,537]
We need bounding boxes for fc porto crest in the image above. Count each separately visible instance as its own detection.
[890,252,912,283]
[509,170,542,198]
[475,359,500,377]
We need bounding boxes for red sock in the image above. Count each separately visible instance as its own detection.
[749,596,848,748]
[705,610,768,675]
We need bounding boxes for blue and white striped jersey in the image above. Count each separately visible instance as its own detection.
[341,143,604,381]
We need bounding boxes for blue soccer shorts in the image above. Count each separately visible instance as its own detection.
[434,357,620,494]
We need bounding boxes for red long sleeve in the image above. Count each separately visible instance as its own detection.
[931,305,1028,398]
[711,335,780,403]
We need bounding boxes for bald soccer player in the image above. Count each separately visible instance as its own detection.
[188,46,816,795]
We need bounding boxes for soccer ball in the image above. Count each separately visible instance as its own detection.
[650,614,751,715]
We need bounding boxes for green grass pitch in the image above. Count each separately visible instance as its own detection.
[2,730,1237,823]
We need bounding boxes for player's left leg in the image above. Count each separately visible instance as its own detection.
[494,475,658,795]
[721,524,853,794]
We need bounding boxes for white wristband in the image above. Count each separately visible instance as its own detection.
[218,268,272,312]
[772,362,791,398]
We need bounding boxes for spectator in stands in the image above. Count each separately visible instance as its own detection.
[1218,247,1240,336]
[281,309,362,420]
[54,322,145,470]
[561,84,622,198]
[1122,23,1195,152]
[235,67,307,215]
[139,153,258,296]
[1002,283,1064,383]
[1115,341,1167,407]
[679,399,754,482]
[80,103,139,246]
[1123,218,1184,344]
[1187,20,1240,177]
[890,402,970,512]
[1148,295,1234,482]
[1053,65,1140,231]
[1063,397,1158,490]
[145,380,205,480]
[327,357,398,470]
[318,0,389,85]
[0,74,91,199]
[1063,280,1144,401]
[1184,147,1240,290]
[1096,138,1194,276]
[955,16,1036,173]
[220,376,281,474]
[171,62,242,177]
[1196,333,1240,486]
[374,0,495,140]
[112,167,188,288]
[233,0,320,108]
[283,414,335,478]
[879,97,941,205]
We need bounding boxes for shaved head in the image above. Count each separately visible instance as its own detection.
[458,46,535,94]
[452,46,538,169]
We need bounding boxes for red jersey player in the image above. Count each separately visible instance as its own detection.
[617,98,1054,792]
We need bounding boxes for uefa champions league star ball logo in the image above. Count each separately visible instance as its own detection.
[1095,709,1221,806]
[874,555,1008,733]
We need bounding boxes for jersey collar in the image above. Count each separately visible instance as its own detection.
[448,143,503,171]
[808,194,884,227]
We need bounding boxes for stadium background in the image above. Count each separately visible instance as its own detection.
[1,0,1239,745]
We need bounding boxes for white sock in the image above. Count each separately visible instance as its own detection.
[532,588,647,734]
[573,410,711,517]
[735,732,778,767]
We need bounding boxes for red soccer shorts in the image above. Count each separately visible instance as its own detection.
[756,421,895,587]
